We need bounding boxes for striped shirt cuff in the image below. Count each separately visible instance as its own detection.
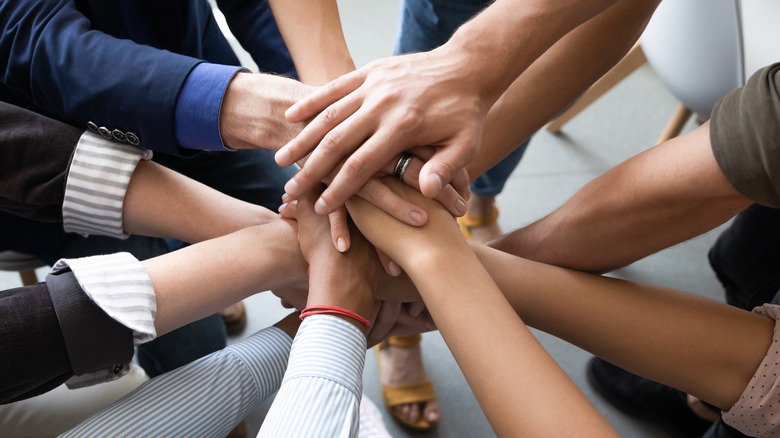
[285,315,367,398]
[63,131,152,239]
[51,252,156,344]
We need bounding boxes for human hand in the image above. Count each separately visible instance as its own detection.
[281,146,469,257]
[276,46,490,215]
[347,177,466,270]
[296,185,380,325]
[219,72,315,151]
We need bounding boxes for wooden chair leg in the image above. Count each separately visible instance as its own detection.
[656,104,693,144]
[546,41,647,133]
[20,268,39,286]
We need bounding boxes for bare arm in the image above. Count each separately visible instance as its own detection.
[266,0,354,85]
[347,180,618,437]
[491,122,752,272]
[122,160,278,244]
[467,0,659,177]
[470,242,772,411]
[143,219,308,336]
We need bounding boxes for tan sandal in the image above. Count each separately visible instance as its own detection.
[376,334,437,431]
[457,206,499,241]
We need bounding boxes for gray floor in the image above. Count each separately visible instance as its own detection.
[0,1,728,437]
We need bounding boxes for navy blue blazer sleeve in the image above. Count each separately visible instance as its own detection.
[0,0,202,156]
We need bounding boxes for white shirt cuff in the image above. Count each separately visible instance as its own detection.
[51,252,157,344]
[62,131,152,239]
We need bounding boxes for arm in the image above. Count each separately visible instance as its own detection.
[0,0,200,154]
[1,217,307,404]
[467,0,659,177]
[347,179,618,437]
[490,122,752,272]
[62,315,300,438]
[260,188,378,437]
[352,179,771,414]
[469,242,772,411]
[265,0,354,85]
[276,0,623,211]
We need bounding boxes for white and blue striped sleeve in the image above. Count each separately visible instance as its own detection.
[62,131,152,239]
[60,326,293,438]
[259,315,367,438]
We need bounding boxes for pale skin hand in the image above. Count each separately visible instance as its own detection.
[490,122,753,273]
[266,0,469,249]
[276,0,621,216]
[346,180,619,437]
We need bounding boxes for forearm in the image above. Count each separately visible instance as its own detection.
[267,0,354,85]
[471,242,773,410]
[143,221,307,335]
[347,184,616,436]
[122,160,276,243]
[445,0,618,105]
[466,0,658,178]
[491,122,752,272]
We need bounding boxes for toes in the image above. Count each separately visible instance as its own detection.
[423,400,440,424]
[407,403,421,424]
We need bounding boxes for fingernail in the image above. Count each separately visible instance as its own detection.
[409,210,423,224]
[278,203,287,214]
[284,178,300,196]
[281,193,292,203]
[337,237,347,252]
[388,261,402,277]
[427,411,439,422]
[275,148,291,165]
[428,173,443,194]
[456,198,467,215]
[286,105,301,121]
[314,198,328,214]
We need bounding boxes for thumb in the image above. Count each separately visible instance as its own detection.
[418,140,478,198]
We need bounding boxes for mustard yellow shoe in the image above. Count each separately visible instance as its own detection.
[457,206,499,241]
[376,335,437,431]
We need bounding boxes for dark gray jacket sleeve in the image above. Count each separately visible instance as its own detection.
[710,63,780,207]
[0,270,133,404]
[0,101,82,222]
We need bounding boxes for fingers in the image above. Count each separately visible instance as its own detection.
[284,71,366,123]
[328,207,350,253]
[407,300,427,318]
[419,137,480,199]
[277,199,297,219]
[391,153,468,217]
[315,130,404,215]
[375,248,402,277]
[368,300,402,343]
[355,178,428,226]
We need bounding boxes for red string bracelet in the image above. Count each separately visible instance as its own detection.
[300,305,371,329]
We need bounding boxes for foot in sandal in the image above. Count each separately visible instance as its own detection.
[376,334,439,430]
[457,195,502,243]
